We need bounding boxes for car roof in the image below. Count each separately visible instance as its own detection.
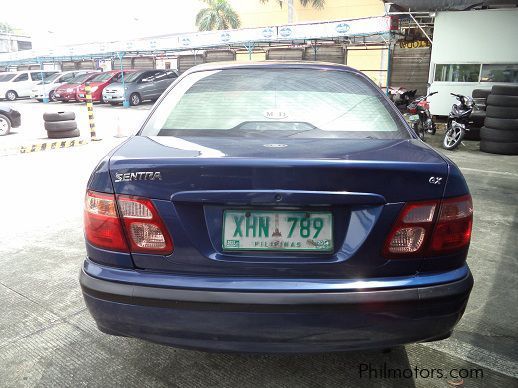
[184,61,361,75]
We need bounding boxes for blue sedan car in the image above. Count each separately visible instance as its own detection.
[80,62,473,353]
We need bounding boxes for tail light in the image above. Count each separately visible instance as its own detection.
[84,191,173,255]
[383,195,473,258]
[84,191,128,252]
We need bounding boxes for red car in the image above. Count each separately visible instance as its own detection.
[54,72,100,102]
[77,71,133,103]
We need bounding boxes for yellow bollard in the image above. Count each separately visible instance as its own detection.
[85,82,101,141]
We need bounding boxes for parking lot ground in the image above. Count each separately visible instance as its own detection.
[0,110,517,387]
[0,99,151,154]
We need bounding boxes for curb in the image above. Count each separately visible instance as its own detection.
[0,138,91,156]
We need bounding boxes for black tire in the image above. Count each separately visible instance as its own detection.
[480,139,518,155]
[484,117,518,130]
[5,90,17,101]
[471,89,491,99]
[0,113,12,136]
[491,85,518,96]
[464,127,481,141]
[443,122,465,150]
[413,122,424,140]
[47,128,80,139]
[486,105,518,119]
[129,93,141,106]
[49,90,57,102]
[470,111,486,127]
[43,111,76,122]
[486,94,518,108]
[480,126,518,142]
[44,120,77,131]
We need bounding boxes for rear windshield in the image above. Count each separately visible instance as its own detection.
[140,68,409,139]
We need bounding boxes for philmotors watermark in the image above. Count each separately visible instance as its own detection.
[358,362,483,380]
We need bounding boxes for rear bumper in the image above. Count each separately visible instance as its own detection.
[80,260,473,353]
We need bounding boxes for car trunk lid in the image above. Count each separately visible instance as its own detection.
[107,136,448,278]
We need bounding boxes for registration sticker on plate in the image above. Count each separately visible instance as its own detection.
[222,210,333,252]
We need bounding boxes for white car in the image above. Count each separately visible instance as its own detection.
[31,71,92,102]
[0,70,58,101]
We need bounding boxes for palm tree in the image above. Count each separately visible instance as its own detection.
[260,0,325,23]
[196,0,241,31]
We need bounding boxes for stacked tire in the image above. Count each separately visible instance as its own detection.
[43,112,79,139]
[465,89,490,141]
[481,85,518,155]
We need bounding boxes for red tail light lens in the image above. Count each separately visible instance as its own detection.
[116,195,174,255]
[84,191,129,252]
[430,195,473,254]
[383,195,473,258]
[84,191,173,255]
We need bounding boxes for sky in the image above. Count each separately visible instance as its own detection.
[5,0,202,48]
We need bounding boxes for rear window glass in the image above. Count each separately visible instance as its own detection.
[141,68,408,139]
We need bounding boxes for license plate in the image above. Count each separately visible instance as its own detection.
[222,210,333,252]
[408,114,419,122]
[79,94,85,98]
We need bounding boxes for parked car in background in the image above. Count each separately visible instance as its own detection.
[54,72,100,103]
[77,71,133,103]
[31,70,92,102]
[0,103,21,136]
[103,70,178,106]
[0,71,58,101]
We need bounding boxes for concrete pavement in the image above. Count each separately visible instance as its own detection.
[0,124,516,387]
[0,99,150,153]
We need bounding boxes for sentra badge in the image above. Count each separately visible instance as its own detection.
[115,172,162,183]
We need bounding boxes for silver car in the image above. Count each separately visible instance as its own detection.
[102,70,178,106]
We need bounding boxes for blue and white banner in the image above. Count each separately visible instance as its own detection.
[0,16,391,65]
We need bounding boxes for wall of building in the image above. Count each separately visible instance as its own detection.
[230,0,384,27]
[0,33,32,53]
[428,8,518,115]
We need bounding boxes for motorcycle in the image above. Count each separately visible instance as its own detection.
[386,87,417,113]
[406,91,438,140]
[443,93,477,150]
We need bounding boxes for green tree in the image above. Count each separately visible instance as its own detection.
[196,0,241,31]
[260,0,325,23]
